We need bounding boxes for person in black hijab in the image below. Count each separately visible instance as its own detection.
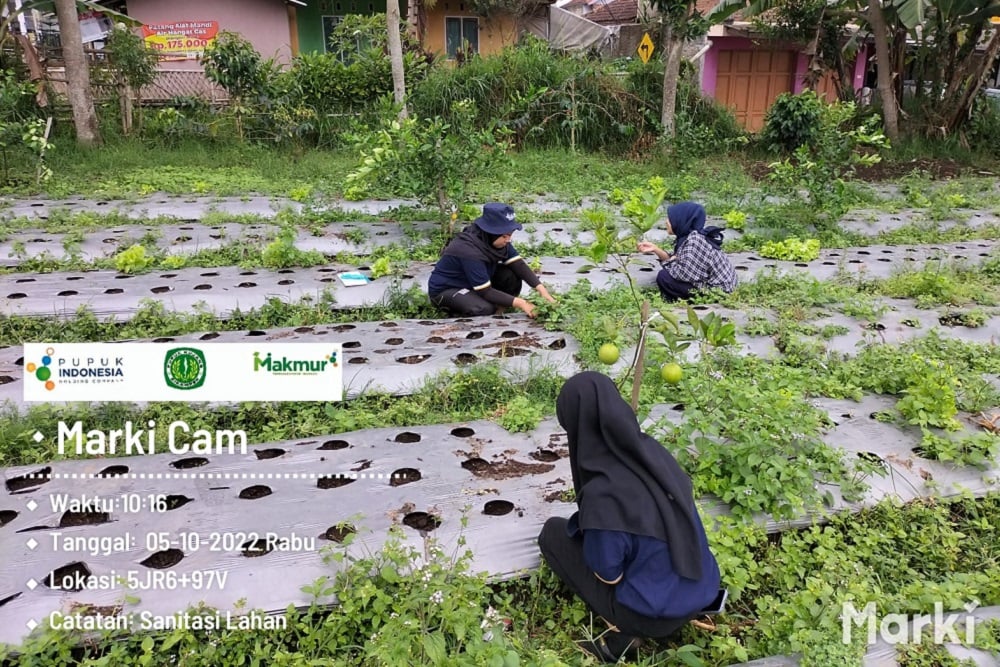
[427,203,556,317]
[538,371,721,663]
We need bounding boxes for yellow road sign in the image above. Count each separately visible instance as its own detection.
[637,32,655,64]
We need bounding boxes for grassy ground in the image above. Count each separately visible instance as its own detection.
[2,137,1000,666]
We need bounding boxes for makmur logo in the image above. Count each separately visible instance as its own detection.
[252,350,338,375]
[164,347,207,390]
[26,347,56,391]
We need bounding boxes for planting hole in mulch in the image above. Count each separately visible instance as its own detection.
[385,338,404,345]
[152,337,175,343]
[530,450,560,462]
[548,339,567,349]
[238,485,272,500]
[59,510,110,527]
[0,376,14,384]
[105,288,124,294]
[141,549,184,569]
[501,331,520,338]
[165,495,193,510]
[390,468,421,486]
[343,341,361,348]
[466,331,484,339]
[6,293,26,299]
[333,325,356,332]
[295,327,314,333]
[395,432,421,443]
[246,330,266,336]
[494,346,530,358]
[171,457,208,469]
[5,466,51,493]
[200,332,220,340]
[857,452,887,467]
[402,512,441,532]
[427,336,447,343]
[381,321,399,327]
[322,524,356,542]
[43,562,91,591]
[939,312,980,327]
[241,539,273,558]
[254,448,285,460]
[349,357,368,364]
[397,354,431,364]
[237,282,256,288]
[0,510,18,527]
[318,475,355,489]
[462,457,490,473]
[98,465,129,477]
[672,404,685,411]
[151,286,172,294]
[318,439,349,450]
[483,500,514,516]
[451,427,475,437]
[454,353,477,365]
[57,290,78,297]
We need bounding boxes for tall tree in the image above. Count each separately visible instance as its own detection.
[650,0,710,138]
[867,0,899,140]
[386,1,408,119]
[53,0,101,145]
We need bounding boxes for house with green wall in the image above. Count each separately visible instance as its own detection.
[293,0,407,54]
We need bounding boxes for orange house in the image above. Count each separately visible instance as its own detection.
[413,0,554,60]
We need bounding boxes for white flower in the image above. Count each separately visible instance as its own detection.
[710,371,724,380]
[430,590,444,604]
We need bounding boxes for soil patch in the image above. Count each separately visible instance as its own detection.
[745,156,970,182]
[461,457,554,480]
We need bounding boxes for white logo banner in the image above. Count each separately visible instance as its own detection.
[23,343,343,402]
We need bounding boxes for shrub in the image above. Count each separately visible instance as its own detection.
[760,89,825,153]
[409,36,653,153]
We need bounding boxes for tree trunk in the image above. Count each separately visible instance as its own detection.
[946,28,1000,134]
[53,0,101,146]
[386,0,408,119]
[867,0,898,141]
[660,26,684,138]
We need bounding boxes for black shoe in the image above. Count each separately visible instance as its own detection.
[580,632,642,663]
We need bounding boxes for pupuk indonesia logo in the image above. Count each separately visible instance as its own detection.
[253,350,338,375]
[164,347,207,390]
[26,347,56,391]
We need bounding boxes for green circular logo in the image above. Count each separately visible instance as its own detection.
[164,348,207,390]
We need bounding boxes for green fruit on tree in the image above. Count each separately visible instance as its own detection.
[598,343,620,365]
[660,362,683,384]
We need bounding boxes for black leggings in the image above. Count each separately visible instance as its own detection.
[537,517,691,639]
[429,265,522,316]
[656,268,694,302]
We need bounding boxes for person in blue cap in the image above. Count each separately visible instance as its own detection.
[428,203,556,317]
[637,201,737,301]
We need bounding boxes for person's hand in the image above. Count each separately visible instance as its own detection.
[536,285,557,305]
[637,241,659,254]
[521,301,537,318]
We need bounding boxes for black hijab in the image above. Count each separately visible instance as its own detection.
[556,371,704,580]
[441,224,508,264]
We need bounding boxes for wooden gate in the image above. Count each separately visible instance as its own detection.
[714,49,797,132]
